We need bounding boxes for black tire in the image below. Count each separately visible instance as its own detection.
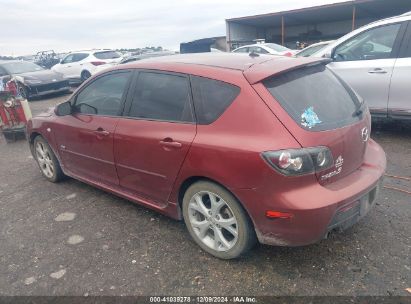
[62,88,72,95]
[17,83,29,100]
[33,136,65,183]
[182,181,256,259]
[81,70,91,82]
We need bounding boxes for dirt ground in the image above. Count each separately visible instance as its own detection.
[0,92,410,296]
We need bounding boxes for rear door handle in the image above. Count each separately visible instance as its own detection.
[93,128,110,136]
[368,68,387,74]
[159,138,182,149]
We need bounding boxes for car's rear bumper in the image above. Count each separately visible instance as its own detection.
[234,139,386,246]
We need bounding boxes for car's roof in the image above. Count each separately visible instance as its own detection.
[234,43,281,49]
[116,53,329,84]
[307,40,334,47]
[68,49,116,54]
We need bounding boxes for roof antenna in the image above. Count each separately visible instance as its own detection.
[249,51,259,58]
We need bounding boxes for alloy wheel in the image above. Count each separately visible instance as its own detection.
[35,141,54,178]
[188,191,238,252]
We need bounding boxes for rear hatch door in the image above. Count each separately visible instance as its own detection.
[252,61,371,185]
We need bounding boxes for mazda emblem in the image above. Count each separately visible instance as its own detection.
[361,127,369,142]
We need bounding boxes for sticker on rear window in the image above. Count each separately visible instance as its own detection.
[301,106,322,128]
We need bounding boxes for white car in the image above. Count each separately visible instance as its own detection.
[51,49,122,83]
[313,11,411,120]
[295,40,335,57]
[232,43,295,56]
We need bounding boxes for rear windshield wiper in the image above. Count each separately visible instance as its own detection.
[352,98,364,117]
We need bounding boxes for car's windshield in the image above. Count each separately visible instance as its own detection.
[2,61,44,74]
[94,51,121,59]
[296,44,329,57]
[264,43,290,52]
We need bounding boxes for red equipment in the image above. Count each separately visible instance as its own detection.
[0,78,31,143]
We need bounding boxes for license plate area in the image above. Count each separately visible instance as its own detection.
[327,183,380,233]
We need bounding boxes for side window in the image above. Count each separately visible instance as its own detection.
[128,72,193,123]
[73,53,89,62]
[257,47,269,54]
[74,71,131,116]
[250,46,268,54]
[191,76,240,124]
[61,54,74,64]
[234,47,249,53]
[333,23,402,61]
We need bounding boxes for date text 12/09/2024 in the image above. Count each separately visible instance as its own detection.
[149,296,257,303]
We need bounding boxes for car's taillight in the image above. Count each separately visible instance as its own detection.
[91,61,106,66]
[283,52,293,57]
[262,147,333,176]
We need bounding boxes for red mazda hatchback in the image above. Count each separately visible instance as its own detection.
[27,53,386,259]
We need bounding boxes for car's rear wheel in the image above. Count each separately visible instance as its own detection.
[182,181,256,259]
[33,136,64,182]
[81,70,91,82]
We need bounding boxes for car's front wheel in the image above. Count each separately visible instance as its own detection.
[182,181,256,259]
[81,70,91,82]
[33,136,65,182]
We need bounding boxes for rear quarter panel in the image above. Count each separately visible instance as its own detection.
[168,69,301,208]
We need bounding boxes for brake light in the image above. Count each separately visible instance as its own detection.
[283,52,293,57]
[262,147,333,176]
[91,61,106,66]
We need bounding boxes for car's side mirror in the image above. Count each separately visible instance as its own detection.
[55,101,72,116]
[323,47,336,60]
[322,52,332,59]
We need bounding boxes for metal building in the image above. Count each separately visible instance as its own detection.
[226,0,411,50]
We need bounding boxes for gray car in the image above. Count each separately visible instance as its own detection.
[0,60,70,100]
[314,12,411,121]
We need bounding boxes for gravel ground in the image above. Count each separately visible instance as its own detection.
[0,92,410,296]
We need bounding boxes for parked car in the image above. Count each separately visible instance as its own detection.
[232,43,295,56]
[120,51,177,64]
[295,40,334,57]
[51,49,122,83]
[27,53,386,259]
[0,60,70,99]
[313,12,411,120]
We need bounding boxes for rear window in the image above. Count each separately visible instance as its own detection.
[94,51,121,59]
[263,64,362,131]
[191,76,240,124]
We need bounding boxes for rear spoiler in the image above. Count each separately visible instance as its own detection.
[243,57,332,85]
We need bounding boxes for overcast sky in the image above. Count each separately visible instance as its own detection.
[0,0,346,56]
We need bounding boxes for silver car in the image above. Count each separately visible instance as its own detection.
[314,12,411,121]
